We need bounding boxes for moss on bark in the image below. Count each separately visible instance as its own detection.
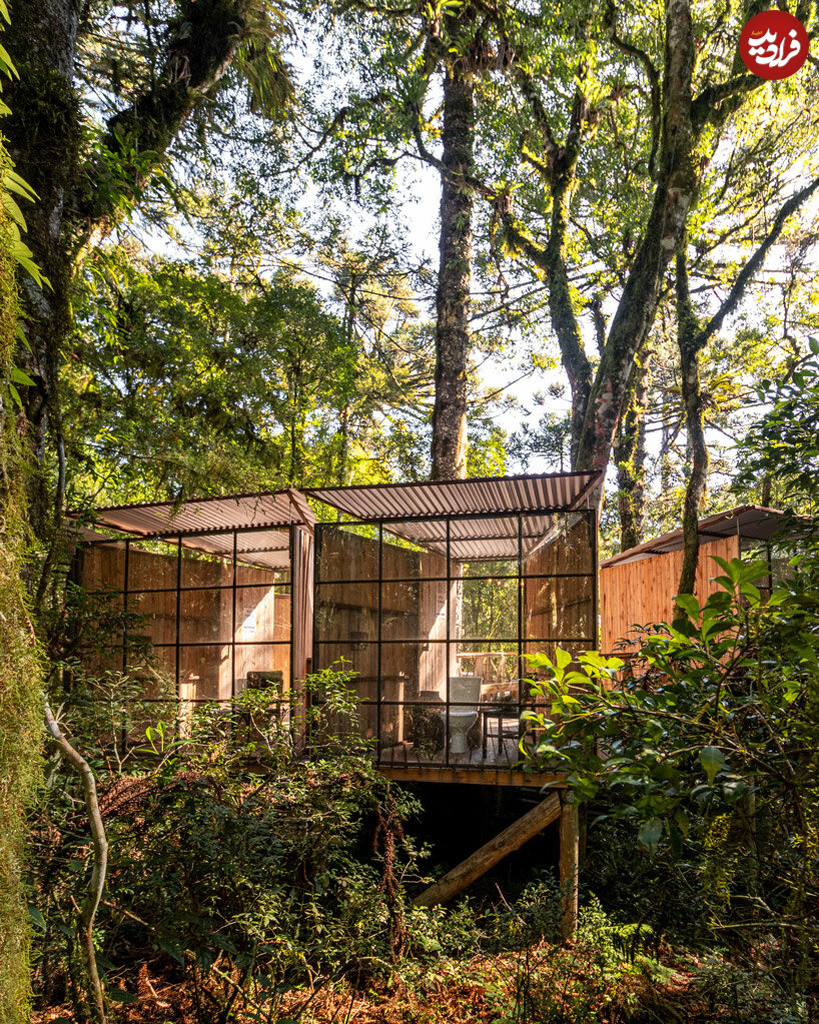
[0,146,45,1024]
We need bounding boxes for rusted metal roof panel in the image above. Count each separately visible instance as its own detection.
[306,472,600,522]
[601,505,812,568]
[82,489,313,538]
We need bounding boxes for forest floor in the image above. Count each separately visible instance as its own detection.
[32,943,792,1024]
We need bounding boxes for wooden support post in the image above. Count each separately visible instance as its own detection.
[414,793,562,907]
[559,797,579,938]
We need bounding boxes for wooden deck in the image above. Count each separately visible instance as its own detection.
[378,764,565,787]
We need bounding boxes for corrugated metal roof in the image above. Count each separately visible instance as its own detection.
[380,512,558,561]
[601,505,812,568]
[82,489,313,538]
[77,474,599,567]
[307,472,601,523]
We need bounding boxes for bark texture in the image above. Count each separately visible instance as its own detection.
[431,64,474,481]
[614,351,650,552]
[675,239,707,605]
[574,0,700,479]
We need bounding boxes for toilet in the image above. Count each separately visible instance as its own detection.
[448,676,482,754]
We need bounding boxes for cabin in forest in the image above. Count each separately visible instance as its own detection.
[71,471,601,787]
[599,505,807,656]
[72,472,601,930]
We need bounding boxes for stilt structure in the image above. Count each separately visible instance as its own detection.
[414,792,576,923]
[558,798,579,937]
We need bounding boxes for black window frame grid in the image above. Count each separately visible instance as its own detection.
[79,526,296,715]
[313,508,598,772]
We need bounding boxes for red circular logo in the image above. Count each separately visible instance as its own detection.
[739,10,809,80]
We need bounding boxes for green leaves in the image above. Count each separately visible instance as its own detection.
[699,746,726,787]
[637,818,663,855]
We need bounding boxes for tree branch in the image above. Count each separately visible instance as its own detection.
[694,173,819,351]
[44,700,109,1024]
[604,1,660,178]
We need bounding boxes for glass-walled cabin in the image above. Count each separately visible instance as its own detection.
[311,494,598,772]
[73,474,600,774]
[72,491,315,743]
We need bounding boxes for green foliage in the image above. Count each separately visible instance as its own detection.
[738,351,819,508]
[481,897,667,1024]
[0,18,44,1022]
[30,669,432,1019]
[524,550,819,1000]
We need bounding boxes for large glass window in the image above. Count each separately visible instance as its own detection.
[313,510,596,772]
[80,529,293,726]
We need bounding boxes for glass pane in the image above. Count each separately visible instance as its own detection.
[315,583,379,643]
[381,525,447,579]
[381,641,453,704]
[380,703,445,765]
[523,512,594,575]
[313,642,378,699]
[128,541,178,590]
[179,589,229,643]
[449,516,519,569]
[456,576,519,640]
[129,590,177,645]
[235,585,291,643]
[234,643,290,691]
[381,579,452,642]
[179,644,231,702]
[181,543,233,588]
[454,644,520,703]
[524,576,595,640]
[316,524,380,582]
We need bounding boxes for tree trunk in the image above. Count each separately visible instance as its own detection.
[614,352,650,551]
[430,65,473,481]
[4,0,265,536]
[4,0,78,537]
[44,700,109,1024]
[675,237,708,610]
[572,0,700,483]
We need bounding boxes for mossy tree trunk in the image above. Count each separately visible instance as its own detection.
[431,62,474,481]
[3,0,269,542]
[614,351,650,552]
[0,163,44,1024]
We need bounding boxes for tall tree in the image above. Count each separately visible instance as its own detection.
[4,0,292,538]
[483,0,819,506]
[430,52,474,480]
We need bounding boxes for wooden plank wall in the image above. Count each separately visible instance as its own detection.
[523,517,595,666]
[599,534,739,654]
[81,544,285,702]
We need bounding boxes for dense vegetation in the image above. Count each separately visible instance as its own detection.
[0,0,817,1021]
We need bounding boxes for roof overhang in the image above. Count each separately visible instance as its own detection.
[601,505,813,569]
[307,472,601,561]
[70,489,314,570]
[306,471,601,521]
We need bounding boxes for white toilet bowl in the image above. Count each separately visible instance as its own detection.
[448,675,482,755]
[449,709,478,753]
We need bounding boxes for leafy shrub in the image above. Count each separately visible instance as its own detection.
[30,669,427,1022]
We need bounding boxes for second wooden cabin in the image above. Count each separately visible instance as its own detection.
[599,504,802,656]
